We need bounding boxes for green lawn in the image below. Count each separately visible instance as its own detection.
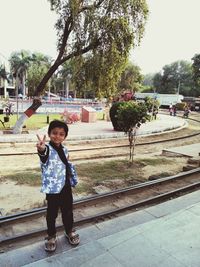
[0,112,104,130]
[0,113,63,130]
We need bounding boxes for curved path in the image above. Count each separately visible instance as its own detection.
[0,114,186,143]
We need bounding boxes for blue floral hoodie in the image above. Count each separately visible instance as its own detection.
[40,144,78,193]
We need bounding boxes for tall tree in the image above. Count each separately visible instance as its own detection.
[118,62,143,92]
[153,60,194,96]
[27,52,52,96]
[192,54,200,96]
[13,0,148,133]
[0,64,9,98]
[142,73,155,92]
[9,50,32,97]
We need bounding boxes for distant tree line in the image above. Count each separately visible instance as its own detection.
[3,51,200,100]
[142,55,200,97]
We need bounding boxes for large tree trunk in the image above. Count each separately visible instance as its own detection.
[12,12,99,134]
[12,62,60,134]
[13,98,42,134]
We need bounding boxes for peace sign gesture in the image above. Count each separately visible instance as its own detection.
[36,134,46,152]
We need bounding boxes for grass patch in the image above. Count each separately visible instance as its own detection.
[1,157,175,194]
[138,157,175,166]
[3,168,41,186]
[0,113,61,130]
[77,160,144,181]
[0,112,104,130]
[76,160,146,194]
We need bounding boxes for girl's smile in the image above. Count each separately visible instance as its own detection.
[49,127,66,146]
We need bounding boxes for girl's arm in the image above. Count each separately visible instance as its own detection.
[38,145,49,163]
[36,134,49,163]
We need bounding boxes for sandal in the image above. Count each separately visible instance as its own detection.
[65,230,80,246]
[44,236,57,252]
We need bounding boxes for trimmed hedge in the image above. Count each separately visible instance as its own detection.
[109,102,124,131]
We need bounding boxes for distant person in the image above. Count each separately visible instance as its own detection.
[173,105,177,116]
[183,107,190,118]
[153,109,158,120]
[169,104,173,116]
[36,120,80,252]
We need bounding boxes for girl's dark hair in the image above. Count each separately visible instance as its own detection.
[48,120,69,137]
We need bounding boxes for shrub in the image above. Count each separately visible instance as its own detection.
[109,102,124,131]
[117,101,149,162]
[117,101,149,133]
[176,102,187,111]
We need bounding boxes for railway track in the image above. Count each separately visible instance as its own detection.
[0,128,200,158]
[1,167,200,250]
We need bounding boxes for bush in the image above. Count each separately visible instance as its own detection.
[109,102,124,131]
[117,101,149,133]
[176,102,187,111]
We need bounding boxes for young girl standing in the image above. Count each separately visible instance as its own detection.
[36,120,80,252]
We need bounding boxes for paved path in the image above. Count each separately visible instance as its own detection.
[0,114,186,143]
[1,113,199,266]
[163,143,200,158]
[1,190,200,267]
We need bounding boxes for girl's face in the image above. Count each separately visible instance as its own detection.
[49,127,66,146]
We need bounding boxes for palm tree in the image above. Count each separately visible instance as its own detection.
[9,50,32,97]
[27,52,52,96]
[0,64,9,98]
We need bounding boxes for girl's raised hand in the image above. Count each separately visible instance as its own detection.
[36,134,46,152]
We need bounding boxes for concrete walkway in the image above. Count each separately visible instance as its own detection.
[0,114,186,143]
[0,113,199,266]
[1,190,200,267]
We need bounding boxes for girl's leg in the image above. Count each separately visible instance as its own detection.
[60,185,80,245]
[46,194,59,237]
[60,185,74,233]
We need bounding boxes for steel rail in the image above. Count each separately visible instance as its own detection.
[1,176,200,246]
[0,116,199,156]
[1,168,200,249]
[0,130,200,156]
[1,168,199,224]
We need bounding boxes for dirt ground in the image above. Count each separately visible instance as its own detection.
[0,152,189,215]
[0,117,200,215]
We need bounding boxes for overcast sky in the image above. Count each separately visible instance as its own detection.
[0,0,200,74]
[131,0,200,74]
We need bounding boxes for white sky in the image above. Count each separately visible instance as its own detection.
[0,0,200,74]
[131,0,200,74]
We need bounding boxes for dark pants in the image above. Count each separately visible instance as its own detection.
[46,185,73,237]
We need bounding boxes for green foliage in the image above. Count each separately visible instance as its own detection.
[33,0,149,96]
[142,73,155,88]
[0,113,61,130]
[112,100,149,162]
[9,50,52,96]
[117,101,149,133]
[0,65,9,82]
[9,50,32,74]
[4,169,41,186]
[118,62,143,92]
[109,101,124,131]
[153,60,194,96]
[192,54,200,96]
[27,63,50,96]
[144,96,160,113]
[175,102,187,111]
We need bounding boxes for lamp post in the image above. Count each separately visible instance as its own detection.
[16,69,19,119]
[176,62,181,105]
[0,53,9,98]
[65,74,71,99]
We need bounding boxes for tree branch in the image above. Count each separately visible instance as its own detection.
[79,0,105,13]
[59,38,100,65]
[56,15,74,62]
